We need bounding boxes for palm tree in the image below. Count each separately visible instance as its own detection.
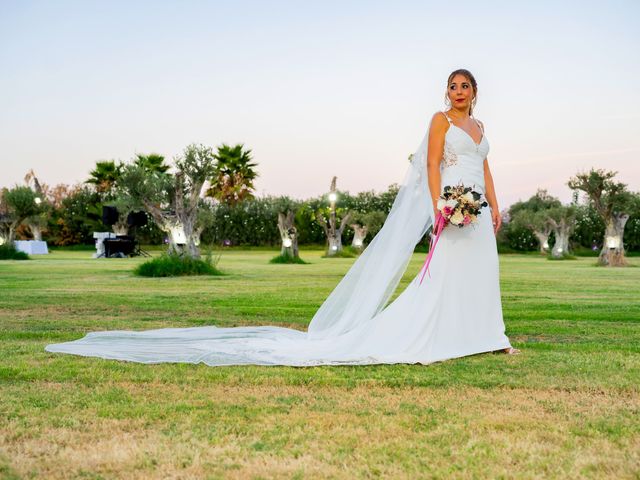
[206,144,258,206]
[86,160,122,194]
[133,153,170,174]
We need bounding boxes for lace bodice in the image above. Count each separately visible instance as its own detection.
[440,110,489,194]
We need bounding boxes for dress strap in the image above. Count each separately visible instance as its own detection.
[443,110,484,133]
[472,116,484,133]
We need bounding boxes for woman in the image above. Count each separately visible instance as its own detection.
[426,69,520,356]
[45,68,519,365]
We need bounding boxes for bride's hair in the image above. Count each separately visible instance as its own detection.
[445,69,478,116]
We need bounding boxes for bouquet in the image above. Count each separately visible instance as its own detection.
[419,184,488,285]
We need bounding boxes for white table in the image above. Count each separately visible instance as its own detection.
[93,232,116,258]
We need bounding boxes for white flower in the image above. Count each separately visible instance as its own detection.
[437,198,446,210]
[450,211,464,225]
[463,192,474,203]
[445,199,457,208]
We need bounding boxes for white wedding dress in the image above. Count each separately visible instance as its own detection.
[45,111,513,366]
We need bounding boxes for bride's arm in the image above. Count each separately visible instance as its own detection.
[427,112,448,218]
[483,157,502,234]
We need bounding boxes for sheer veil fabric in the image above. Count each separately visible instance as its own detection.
[45,114,512,366]
[307,130,432,340]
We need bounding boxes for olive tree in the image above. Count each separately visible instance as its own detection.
[117,144,216,258]
[316,177,352,256]
[545,205,577,258]
[1,186,41,244]
[23,170,50,241]
[508,189,562,253]
[349,210,386,251]
[277,210,300,259]
[568,169,633,266]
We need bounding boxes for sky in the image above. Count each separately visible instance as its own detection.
[1,0,639,209]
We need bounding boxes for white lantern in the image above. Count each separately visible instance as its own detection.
[354,239,363,247]
[606,236,620,249]
[543,241,549,249]
[170,226,187,245]
[34,197,42,205]
[331,245,338,251]
[557,247,563,253]
[328,192,338,203]
[282,238,292,248]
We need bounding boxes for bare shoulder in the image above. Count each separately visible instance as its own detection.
[429,111,449,133]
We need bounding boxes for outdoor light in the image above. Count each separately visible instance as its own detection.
[331,245,338,251]
[282,238,292,248]
[557,247,563,253]
[328,192,337,203]
[170,226,187,245]
[354,239,363,247]
[606,236,620,249]
[543,241,549,249]
[34,197,42,205]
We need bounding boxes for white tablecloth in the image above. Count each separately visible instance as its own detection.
[14,240,49,254]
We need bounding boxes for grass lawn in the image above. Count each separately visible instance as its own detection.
[0,249,638,479]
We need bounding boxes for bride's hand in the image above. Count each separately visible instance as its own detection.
[491,208,502,235]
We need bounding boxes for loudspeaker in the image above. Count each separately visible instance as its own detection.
[127,211,148,227]
[102,206,119,226]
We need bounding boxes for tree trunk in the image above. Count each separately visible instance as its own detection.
[545,215,574,259]
[8,220,20,244]
[0,225,9,246]
[166,222,185,256]
[165,221,200,259]
[277,211,299,258]
[599,213,629,266]
[533,231,549,254]
[142,197,202,259]
[551,228,570,258]
[327,235,342,255]
[317,211,352,256]
[141,201,183,257]
[112,216,129,236]
[173,171,202,259]
[179,213,200,259]
[27,223,43,241]
[350,224,368,251]
[185,233,200,259]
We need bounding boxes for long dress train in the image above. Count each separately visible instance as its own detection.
[45,111,512,366]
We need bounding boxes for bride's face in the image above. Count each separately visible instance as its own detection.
[447,74,474,110]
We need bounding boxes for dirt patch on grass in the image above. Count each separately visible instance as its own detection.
[2,383,638,478]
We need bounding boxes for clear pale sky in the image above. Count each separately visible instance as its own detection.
[1,0,639,209]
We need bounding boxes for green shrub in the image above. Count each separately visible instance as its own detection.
[321,246,358,258]
[0,244,29,260]
[134,253,223,277]
[269,251,309,264]
[546,252,577,260]
[570,245,600,257]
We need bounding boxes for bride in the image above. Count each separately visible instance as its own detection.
[46,68,520,366]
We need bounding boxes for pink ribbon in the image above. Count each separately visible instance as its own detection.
[419,212,447,285]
